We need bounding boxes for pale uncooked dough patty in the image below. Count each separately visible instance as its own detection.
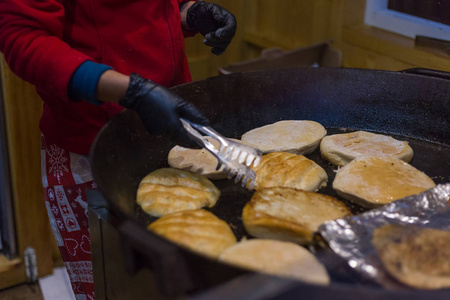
[241,120,327,154]
[320,131,413,166]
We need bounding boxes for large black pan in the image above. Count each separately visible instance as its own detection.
[90,67,450,299]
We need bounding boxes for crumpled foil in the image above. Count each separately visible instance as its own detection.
[318,183,450,288]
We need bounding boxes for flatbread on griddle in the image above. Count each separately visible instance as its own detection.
[241,120,326,155]
[137,168,220,217]
[251,152,328,191]
[242,187,352,245]
[168,137,226,179]
[372,224,450,289]
[333,156,435,208]
[320,131,414,166]
[168,137,254,180]
[219,239,330,285]
[148,209,236,258]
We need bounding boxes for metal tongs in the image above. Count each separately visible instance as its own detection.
[180,118,262,190]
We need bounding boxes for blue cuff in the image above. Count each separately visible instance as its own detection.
[68,61,113,105]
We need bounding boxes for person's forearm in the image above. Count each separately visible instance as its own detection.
[97,70,130,103]
[180,1,195,29]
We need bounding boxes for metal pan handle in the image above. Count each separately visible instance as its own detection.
[400,68,450,81]
[87,189,196,296]
[118,220,198,296]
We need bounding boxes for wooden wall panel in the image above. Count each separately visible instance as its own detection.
[343,0,366,27]
[341,26,450,71]
[185,0,245,80]
[186,0,340,79]
[340,43,416,70]
[186,0,450,80]
[337,0,450,72]
[243,0,334,49]
[0,57,56,289]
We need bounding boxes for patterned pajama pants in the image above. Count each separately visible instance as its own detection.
[41,135,96,300]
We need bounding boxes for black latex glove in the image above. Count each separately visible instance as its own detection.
[119,73,209,146]
[187,0,237,55]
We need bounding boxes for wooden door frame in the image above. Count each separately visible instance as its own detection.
[0,57,56,290]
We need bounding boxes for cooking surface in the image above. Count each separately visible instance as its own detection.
[133,127,450,285]
[135,129,450,233]
[91,67,450,297]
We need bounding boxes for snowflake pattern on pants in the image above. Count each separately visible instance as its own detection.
[42,135,96,299]
[47,144,69,184]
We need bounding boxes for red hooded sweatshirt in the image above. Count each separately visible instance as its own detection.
[0,0,195,155]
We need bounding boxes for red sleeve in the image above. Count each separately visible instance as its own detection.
[179,0,198,37]
[178,0,196,6]
[0,0,92,102]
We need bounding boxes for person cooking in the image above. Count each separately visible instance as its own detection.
[0,0,236,298]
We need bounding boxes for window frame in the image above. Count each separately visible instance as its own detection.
[364,0,450,40]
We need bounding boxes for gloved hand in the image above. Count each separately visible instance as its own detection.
[186,0,237,55]
[119,73,209,145]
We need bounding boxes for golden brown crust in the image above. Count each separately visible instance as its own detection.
[333,156,435,208]
[320,131,414,166]
[242,187,352,244]
[218,239,330,285]
[372,224,450,289]
[241,120,327,155]
[148,209,236,259]
[137,168,220,217]
[167,137,227,179]
[167,138,253,179]
[251,152,328,191]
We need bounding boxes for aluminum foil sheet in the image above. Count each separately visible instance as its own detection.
[318,183,450,289]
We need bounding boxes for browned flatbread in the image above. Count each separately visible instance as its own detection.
[372,224,450,289]
[242,187,352,244]
[137,168,220,217]
[320,131,414,166]
[168,137,226,179]
[219,239,330,285]
[250,152,328,191]
[241,120,327,155]
[148,209,236,259]
[333,156,435,208]
[167,137,254,180]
